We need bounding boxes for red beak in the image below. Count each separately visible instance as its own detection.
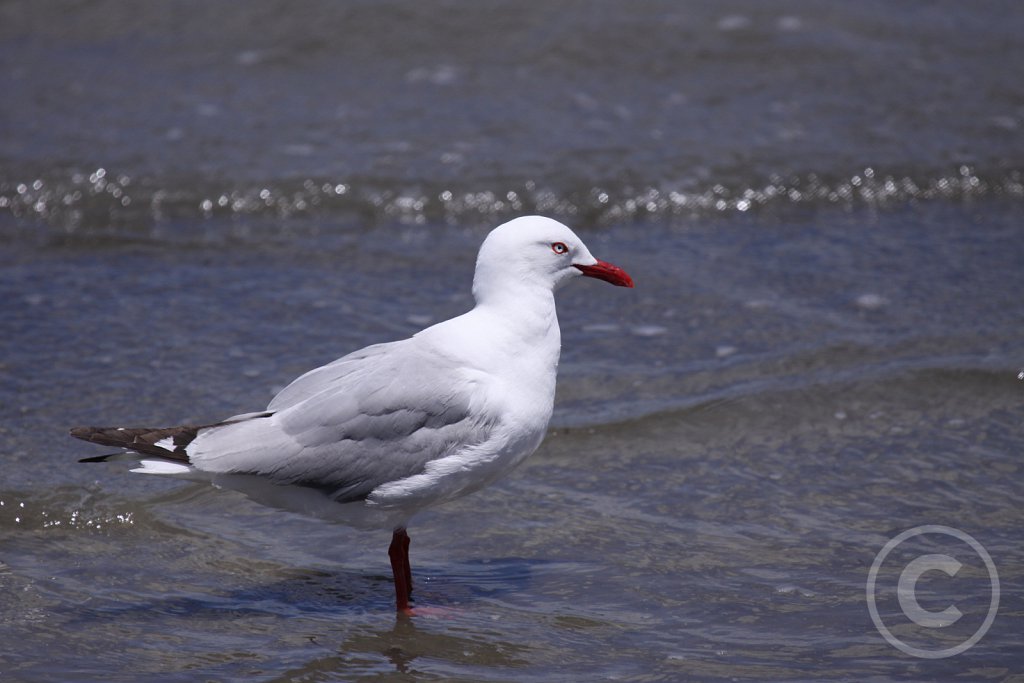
[574,260,635,288]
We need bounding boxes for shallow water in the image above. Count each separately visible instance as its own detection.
[2,202,1021,681]
[2,1,1023,681]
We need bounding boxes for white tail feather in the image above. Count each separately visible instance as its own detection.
[130,460,193,475]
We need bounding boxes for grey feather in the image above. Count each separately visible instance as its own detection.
[188,338,494,502]
[266,342,395,412]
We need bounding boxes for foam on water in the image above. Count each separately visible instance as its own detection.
[3,165,1022,242]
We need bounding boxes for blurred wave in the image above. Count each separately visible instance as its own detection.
[3,165,1022,243]
[3,1,1022,244]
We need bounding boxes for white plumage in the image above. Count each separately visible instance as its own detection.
[73,215,634,611]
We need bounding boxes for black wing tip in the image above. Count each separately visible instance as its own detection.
[68,424,195,463]
[69,426,95,439]
[72,426,129,463]
[69,425,128,448]
[78,451,123,464]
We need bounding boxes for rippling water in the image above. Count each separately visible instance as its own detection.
[3,0,1024,240]
[2,1,1022,681]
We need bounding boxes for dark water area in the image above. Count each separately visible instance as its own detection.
[2,2,1023,681]
[2,0,1024,235]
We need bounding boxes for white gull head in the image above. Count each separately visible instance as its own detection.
[472,216,634,305]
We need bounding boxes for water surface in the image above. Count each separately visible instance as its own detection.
[1,2,1022,680]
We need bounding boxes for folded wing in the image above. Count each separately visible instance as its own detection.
[188,339,495,503]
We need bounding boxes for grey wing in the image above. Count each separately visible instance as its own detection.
[188,340,494,502]
[266,342,395,412]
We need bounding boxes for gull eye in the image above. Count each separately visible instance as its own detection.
[551,242,569,255]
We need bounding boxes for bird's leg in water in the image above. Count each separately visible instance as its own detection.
[389,528,413,611]
[401,530,412,599]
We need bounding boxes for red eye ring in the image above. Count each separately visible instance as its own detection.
[551,242,569,255]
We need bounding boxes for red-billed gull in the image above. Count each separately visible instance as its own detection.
[71,215,634,613]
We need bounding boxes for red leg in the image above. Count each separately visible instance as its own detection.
[402,530,412,599]
[388,528,413,612]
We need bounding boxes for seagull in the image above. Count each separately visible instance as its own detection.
[71,215,634,613]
